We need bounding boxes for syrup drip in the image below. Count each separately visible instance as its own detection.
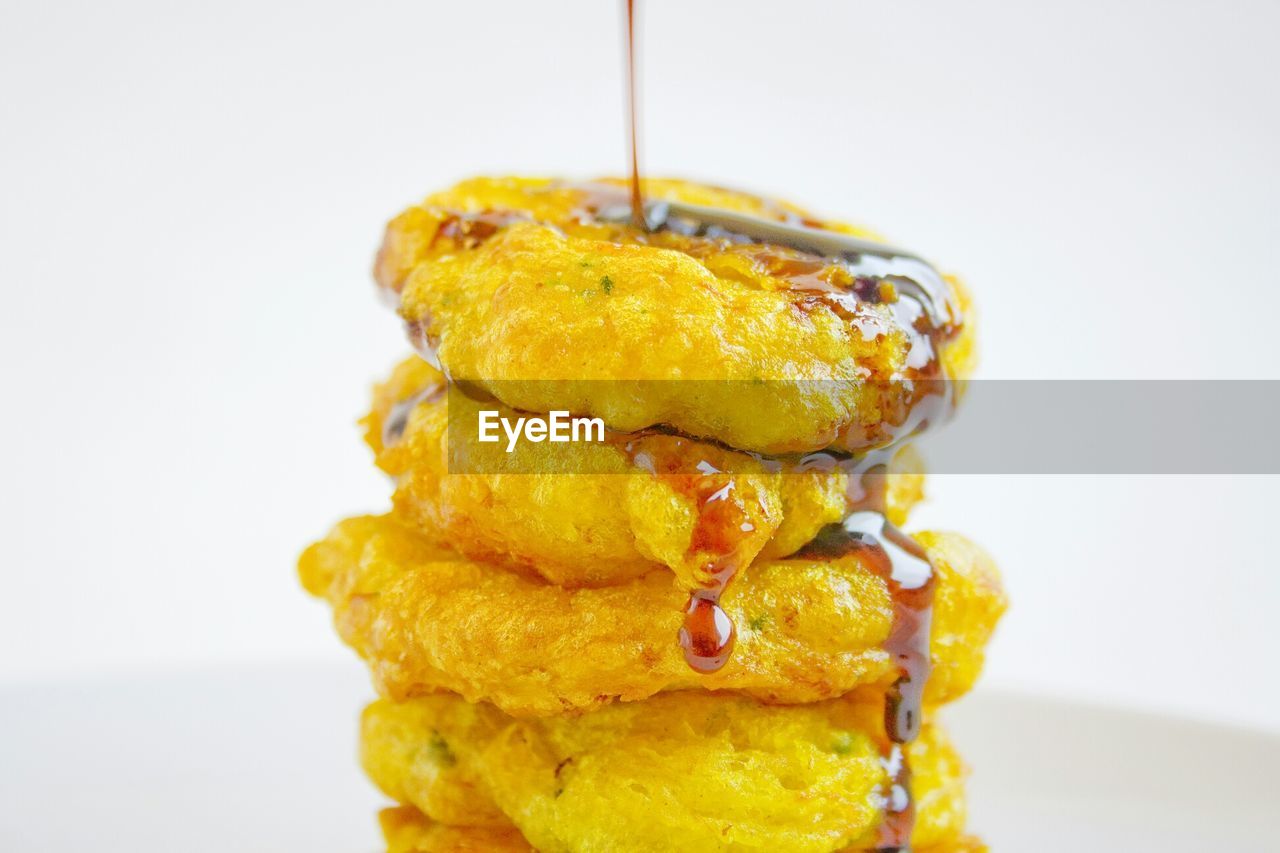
[438,379,765,675]
[376,210,525,308]
[876,744,915,852]
[796,460,935,851]
[679,593,734,673]
[608,192,960,455]
[406,319,444,374]
[616,434,764,673]
[383,210,528,373]
[435,210,524,249]
[381,382,446,448]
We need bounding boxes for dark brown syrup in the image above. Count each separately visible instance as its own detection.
[796,455,935,851]
[875,743,916,852]
[436,210,524,249]
[616,434,765,673]
[406,318,443,374]
[381,382,446,448]
[625,0,645,229]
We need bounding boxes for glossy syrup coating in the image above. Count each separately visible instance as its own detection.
[376,177,976,455]
[297,515,1005,717]
[364,355,926,590]
[363,690,967,852]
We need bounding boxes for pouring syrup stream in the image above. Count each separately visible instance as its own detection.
[625,0,645,229]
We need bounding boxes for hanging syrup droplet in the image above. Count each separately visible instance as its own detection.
[610,433,763,673]
[678,592,735,672]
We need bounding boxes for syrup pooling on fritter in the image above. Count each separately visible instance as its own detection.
[576,183,964,455]
[375,177,976,456]
[395,181,965,457]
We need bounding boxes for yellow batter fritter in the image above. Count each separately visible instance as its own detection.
[364,355,925,588]
[363,691,965,852]
[298,515,1005,716]
[380,806,988,853]
[376,177,976,455]
[381,806,533,852]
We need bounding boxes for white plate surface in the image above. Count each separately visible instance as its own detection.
[1,663,1275,851]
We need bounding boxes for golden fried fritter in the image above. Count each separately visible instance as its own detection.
[380,806,533,852]
[364,691,964,852]
[380,806,988,853]
[298,515,1005,716]
[377,177,976,455]
[362,689,509,828]
[364,356,925,588]
[373,804,983,850]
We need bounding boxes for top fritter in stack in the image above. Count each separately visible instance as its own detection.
[300,177,1007,852]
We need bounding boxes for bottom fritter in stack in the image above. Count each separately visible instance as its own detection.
[300,177,1008,851]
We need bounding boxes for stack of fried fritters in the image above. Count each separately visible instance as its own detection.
[300,178,1006,852]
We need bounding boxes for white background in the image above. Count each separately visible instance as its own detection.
[2,0,1278,732]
